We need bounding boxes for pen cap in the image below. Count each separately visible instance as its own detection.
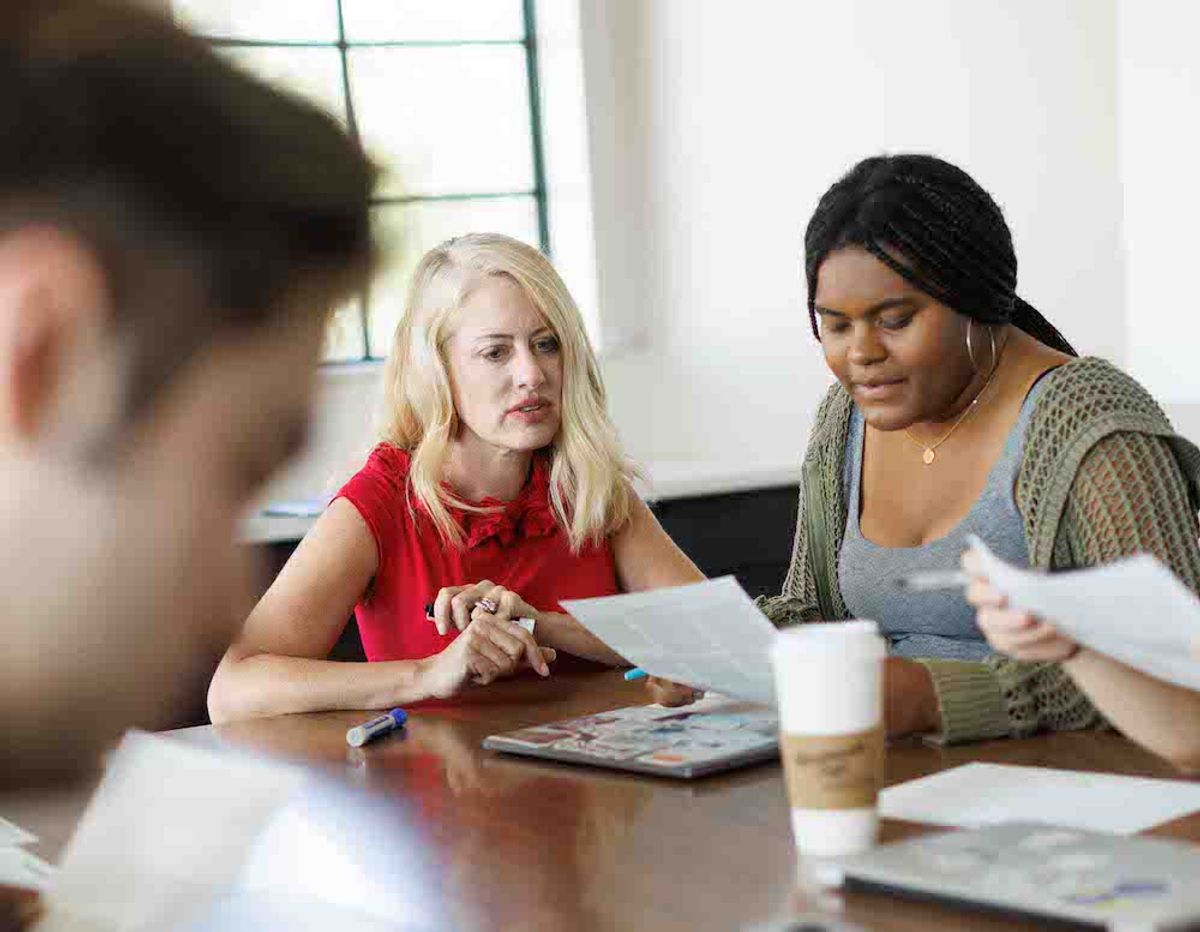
[388,709,408,728]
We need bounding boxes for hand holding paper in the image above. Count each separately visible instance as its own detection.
[561,576,778,705]
[966,535,1200,690]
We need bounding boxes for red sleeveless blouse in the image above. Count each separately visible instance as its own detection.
[335,444,619,662]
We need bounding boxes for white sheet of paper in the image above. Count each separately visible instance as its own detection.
[881,763,1200,834]
[43,730,303,931]
[971,535,1200,690]
[561,576,778,704]
[0,815,36,847]
[0,846,54,891]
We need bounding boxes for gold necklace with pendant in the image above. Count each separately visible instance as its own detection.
[903,354,1003,465]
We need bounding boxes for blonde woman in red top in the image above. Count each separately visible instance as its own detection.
[208,234,702,722]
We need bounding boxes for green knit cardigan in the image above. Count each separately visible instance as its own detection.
[758,357,1200,744]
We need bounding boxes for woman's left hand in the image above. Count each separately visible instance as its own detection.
[961,549,1080,662]
[466,584,542,631]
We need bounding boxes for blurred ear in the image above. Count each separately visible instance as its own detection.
[0,226,110,447]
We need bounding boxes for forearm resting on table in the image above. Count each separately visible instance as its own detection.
[1065,649,1200,773]
[207,649,434,724]
[533,612,626,666]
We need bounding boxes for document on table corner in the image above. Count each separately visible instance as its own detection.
[560,576,777,705]
[881,762,1200,834]
[970,534,1200,690]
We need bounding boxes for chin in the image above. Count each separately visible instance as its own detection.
[501,423,560,452]
[857,402,915,432]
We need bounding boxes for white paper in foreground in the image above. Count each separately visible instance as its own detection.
[881,763,1200,834]
[0,846,54,891]
[0,815,37,847]
[561,576,778,704]
[42,730,303,931]
[971,535,1200,690]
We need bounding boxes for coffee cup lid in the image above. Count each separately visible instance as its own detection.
[771,619,884,661]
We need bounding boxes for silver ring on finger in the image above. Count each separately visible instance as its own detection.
[478,598,499,614]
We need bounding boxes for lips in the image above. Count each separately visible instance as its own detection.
[506,398,549,415]
[852,378,905,399]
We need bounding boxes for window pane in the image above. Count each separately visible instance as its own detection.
[324,300,367,362]
[342,1,524,43]
[218,47,347,125]
[349,47,535,198]
[367,198,540,357]
[173,0,338,43]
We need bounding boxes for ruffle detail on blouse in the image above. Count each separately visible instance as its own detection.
[457,457,558,549]
[366,445,558,549]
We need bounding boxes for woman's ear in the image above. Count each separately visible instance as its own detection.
[0,226,112,448]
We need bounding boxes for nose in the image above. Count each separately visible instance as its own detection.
[514,346,546,390]
[847,322,886,368]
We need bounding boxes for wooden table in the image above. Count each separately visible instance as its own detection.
[7,669,1200,931]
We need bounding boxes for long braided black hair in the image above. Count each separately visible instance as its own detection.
[804,154,1076,356]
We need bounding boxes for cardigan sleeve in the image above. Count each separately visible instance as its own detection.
[753,473,823,626]
[919,430,1200,743]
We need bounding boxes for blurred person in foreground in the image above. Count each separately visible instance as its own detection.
[963,549,1200,772]
[0,0,375,787]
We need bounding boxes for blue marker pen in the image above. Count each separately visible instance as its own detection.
[624,667,648,682]
[346,708,408,748]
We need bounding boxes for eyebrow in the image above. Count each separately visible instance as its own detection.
[813,297,917,318]
[471,327,554,343]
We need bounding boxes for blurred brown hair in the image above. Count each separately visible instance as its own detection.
[0,0,377,428]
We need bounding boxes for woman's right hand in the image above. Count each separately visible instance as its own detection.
[645,676,705,707]
[422,613,557,699]
[962,549,1080,662]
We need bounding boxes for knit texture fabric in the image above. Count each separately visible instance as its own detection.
[758,357,1200,743]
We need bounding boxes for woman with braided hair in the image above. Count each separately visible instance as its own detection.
[658,153,1200,744]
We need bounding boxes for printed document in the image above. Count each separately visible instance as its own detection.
[971,536,1200,690]
[561,576,778,704]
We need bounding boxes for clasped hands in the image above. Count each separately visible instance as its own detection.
[423,580,557,697]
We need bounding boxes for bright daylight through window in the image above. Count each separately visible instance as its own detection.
[173,0,549,363]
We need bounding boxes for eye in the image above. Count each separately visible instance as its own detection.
[822,319,850,335]
[481,345,510,362]
[533,335,560,354]
[880,313,914,331]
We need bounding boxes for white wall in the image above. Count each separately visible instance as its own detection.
[1117,0,1200,440]
[261,0,1148,507]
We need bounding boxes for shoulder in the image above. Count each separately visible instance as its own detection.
[334,443,413,533]
[1030,356,1168,424]
[357,442,413,484]
[1019,357,1200,563]
[804,380,854,466]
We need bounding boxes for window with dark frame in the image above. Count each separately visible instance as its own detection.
[173,0,550,364]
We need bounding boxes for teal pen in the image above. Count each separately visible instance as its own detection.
[346,708,408,747]
[624,667,647,681]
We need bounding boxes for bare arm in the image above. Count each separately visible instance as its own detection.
[1064,649,1200,773]
[208,499,415,722]
[480,494,706,667]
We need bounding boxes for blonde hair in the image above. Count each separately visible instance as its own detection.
[381,233,636,551]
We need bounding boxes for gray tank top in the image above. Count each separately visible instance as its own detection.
[838,375,1053,660]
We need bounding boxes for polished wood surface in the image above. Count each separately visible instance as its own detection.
[7,669,1200,931]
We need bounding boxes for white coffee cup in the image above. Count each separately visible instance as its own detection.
[771,620,885,868]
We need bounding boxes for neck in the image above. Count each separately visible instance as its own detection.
[910,327,1010,437]
[442,436,534,503]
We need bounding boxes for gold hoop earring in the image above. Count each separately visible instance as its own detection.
[965,320,979,372]
[988,326,998,372]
